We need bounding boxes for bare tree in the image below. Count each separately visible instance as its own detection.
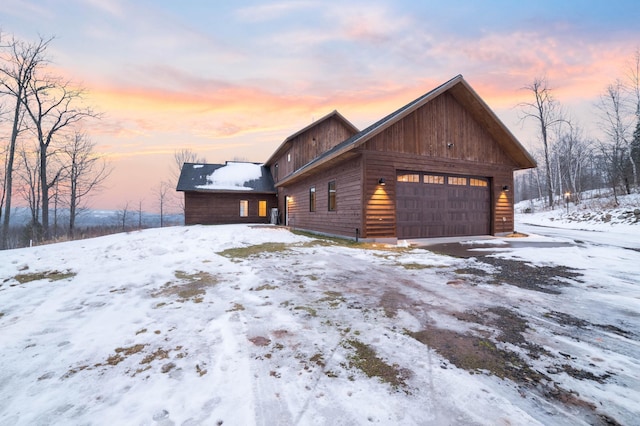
[21,70,100,240]
[116,201,130,232]
[626,49,640,185]
[172,148,205,185]
[172,148,205,214]
[59,132,110,237]
[597,80,634,199]
[551,126,593,202]
[519,77,567,207]
[0,35,51,248]
[156,181,171,228]
[17,143,41,231]
[137,199,144,229]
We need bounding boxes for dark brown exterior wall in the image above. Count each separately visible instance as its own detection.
[270,116,358,184]
[282,157,363,238]
[184,192,278,225]
[361,92,519,238]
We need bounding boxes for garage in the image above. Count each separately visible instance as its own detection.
[396,172,491,238]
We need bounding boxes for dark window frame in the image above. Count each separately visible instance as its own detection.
[309,186,316,212]
[239,200,249,217]
[328,180,336,211]
[258,200,267,217]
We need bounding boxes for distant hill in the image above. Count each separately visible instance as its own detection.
[4,207,184,229]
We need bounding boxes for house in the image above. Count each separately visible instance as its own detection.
[176,161,277,225]
[177,75,536,240]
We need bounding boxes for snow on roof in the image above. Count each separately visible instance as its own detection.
[195,162,263,191]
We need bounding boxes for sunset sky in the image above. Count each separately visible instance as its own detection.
[1,1,639,211]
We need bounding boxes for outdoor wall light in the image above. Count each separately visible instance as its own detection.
[378,178,386,186]
[447,143,454,149]
[502,185,510,192]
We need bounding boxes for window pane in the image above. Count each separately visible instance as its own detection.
[448,177,467,186]
[258,200,267,217]
[424,175,444,184]
[397,173,420,183]
[309,187,316,212]
[328,181,336,211]
[470,178,488,187]
[240,200,249,217]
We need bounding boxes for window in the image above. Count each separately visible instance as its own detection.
[470,178,488,187]
[287,152,291,162]
[397,173,420,183]
[239,200,249,217]
[448,176,467,186]
[424,175,445,184]
[328,181,336,211]
[309,187,316,212]
[258,200,267,217]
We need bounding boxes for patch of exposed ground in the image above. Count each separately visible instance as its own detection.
[152,271,217,302]
[478,257,582,294]
[379,290,413,318]
[454,306,550,359]
[406,327,621,425]
[407,327,544,382]
[409,303,622,425]
[543,310,635,338]
[217,242,289,259]
[13,270,76,285]
[342,339,411,391]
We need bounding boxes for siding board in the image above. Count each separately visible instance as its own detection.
[184,192,277,225]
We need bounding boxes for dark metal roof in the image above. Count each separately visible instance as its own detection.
[176,162,276,193]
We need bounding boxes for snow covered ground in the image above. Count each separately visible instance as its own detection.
[1,217,639,425]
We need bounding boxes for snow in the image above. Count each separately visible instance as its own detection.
[196,162,263,191]
[1,215,639,424]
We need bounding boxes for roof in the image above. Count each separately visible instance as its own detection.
[264,109,359,166]
[278,75,536,186]
[176,161,276,193]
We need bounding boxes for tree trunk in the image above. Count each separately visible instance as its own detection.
[39,142,49,239]
[69,165,77,238]
[1,93,23,249]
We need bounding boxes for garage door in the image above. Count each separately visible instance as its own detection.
[396,172,490,238]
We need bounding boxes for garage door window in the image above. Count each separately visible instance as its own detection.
[397,173,420,183]
[424,175,445,184]
[448,176,467,186]
[470,178,488,187]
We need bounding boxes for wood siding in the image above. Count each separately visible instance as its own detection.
[364,92,519,166]
[184,192,277,225]
[269,116,357,184]
[281,156,363,238]
[360,92,519,238]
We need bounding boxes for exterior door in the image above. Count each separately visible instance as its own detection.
[396,172,490,238]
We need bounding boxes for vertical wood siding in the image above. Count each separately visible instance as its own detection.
[269,116,357,184]
[360,92,518,237]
